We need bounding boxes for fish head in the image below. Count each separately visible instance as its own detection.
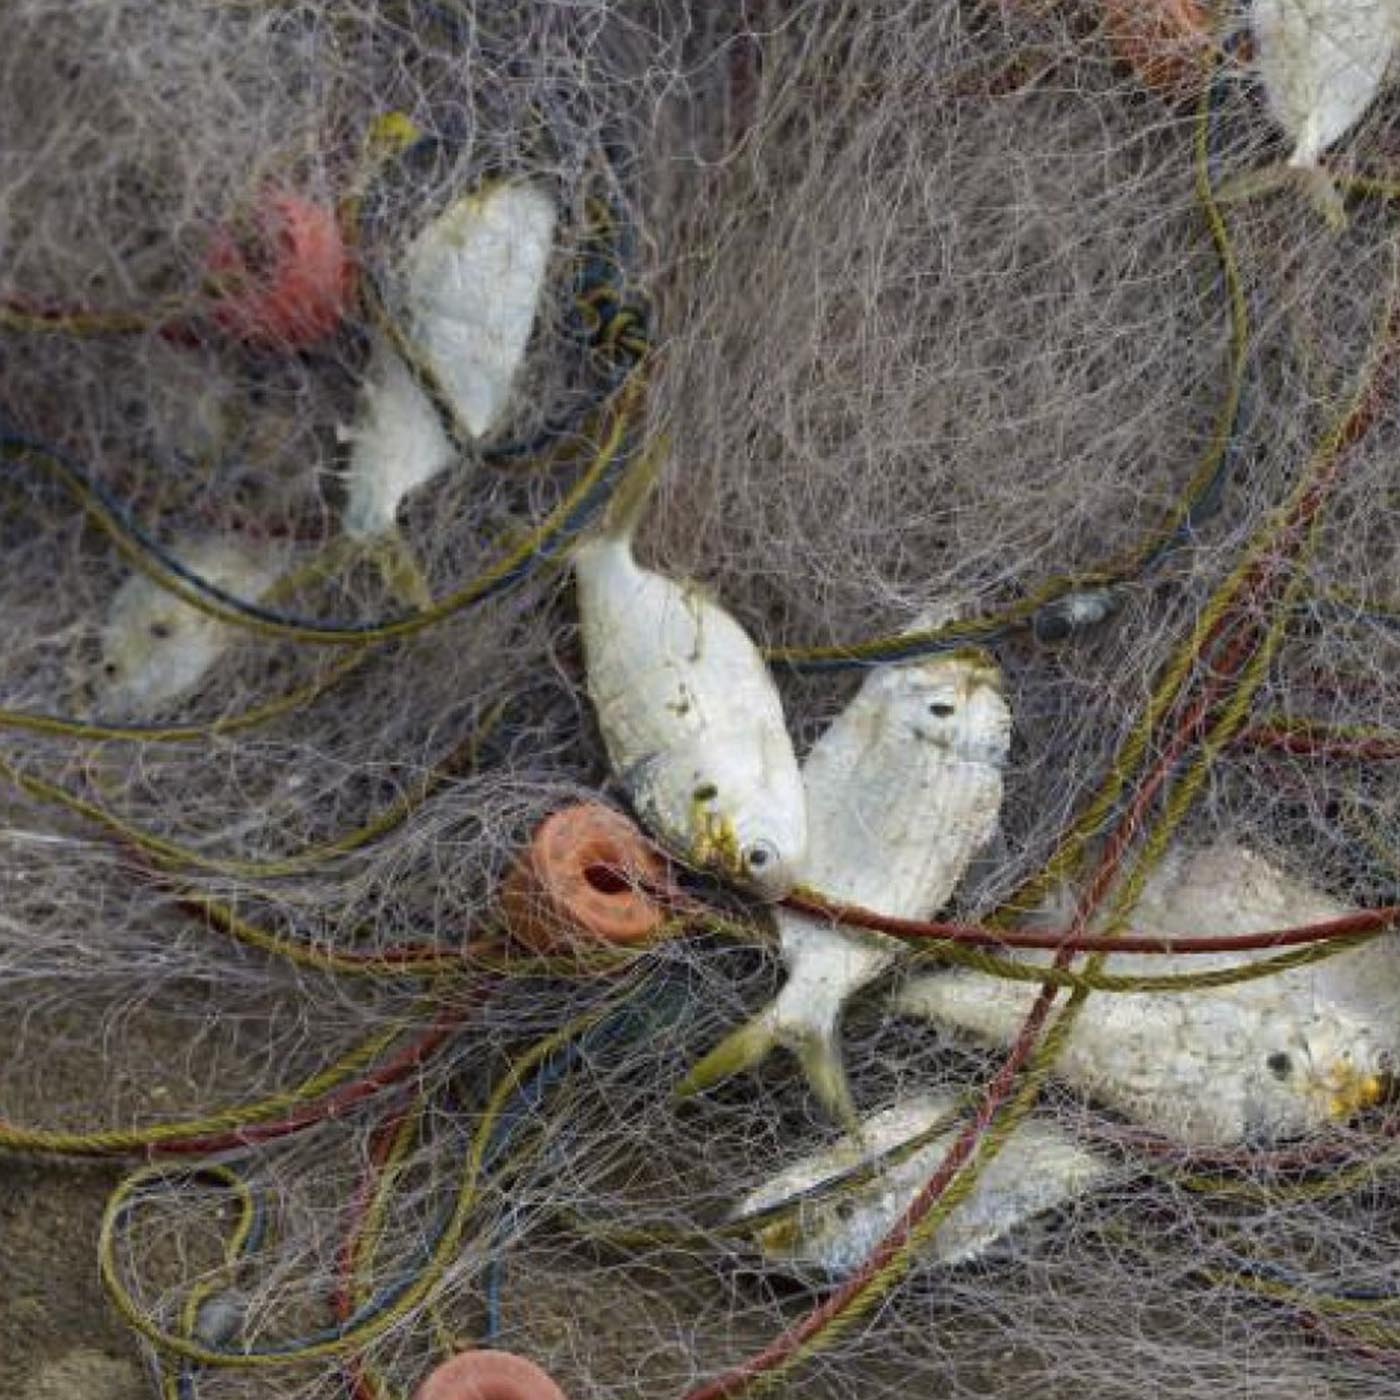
[94,538,276,716]
[685,744,807,900]
[96,577,223,716]
[1250,1021,1391,1137]
[752,1193,877,1279]
[689,794,804,899]
[872,647,1012,767]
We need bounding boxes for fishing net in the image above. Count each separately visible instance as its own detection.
[6,0,1400,1397]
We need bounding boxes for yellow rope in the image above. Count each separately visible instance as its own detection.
[98,1005,607,1366]
[0,651,366,743]
[918,930,1377,993]
[176,892,467,978]
[0,1015,423,1156]
[15,371,644,646]
[0,700,504,879]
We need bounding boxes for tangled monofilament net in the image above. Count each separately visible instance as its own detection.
[7,1,1400,1397]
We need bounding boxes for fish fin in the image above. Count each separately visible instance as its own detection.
[1213,163,1295,209]
[1294,164,1348,232]
[676,1008,862,1136]
[793,1031,861,1137]
[1215,162,1347,231]
[371,529,434,610]
[597,433,670,545]
[676,1009,780,1098]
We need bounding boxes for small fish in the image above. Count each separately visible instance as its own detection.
[679,645,1011,1124]
[97,536,282,716]
[1250,0,1400,225]
[730,1091,1110,1278]
[573,450,806,898]
[342,182,557,541]
[400,181,556,442]
[893,842,1397,1146]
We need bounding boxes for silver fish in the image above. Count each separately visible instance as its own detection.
[573,457,806,898]
[1251,0,1399,223]
[343,182,556,541]
[894,842,1396,1146]
[401,181,556,442]
[680,646,1010,1123]
[731,1091,1110,1278]
[97,536,282,717]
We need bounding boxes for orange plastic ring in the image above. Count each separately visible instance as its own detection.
[203,190,356,350]
[1102,0,1218,99]
[500,803,669,955]
[414,1350,569,1400]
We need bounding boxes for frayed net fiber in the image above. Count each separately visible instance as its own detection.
[6,2,1400,1399]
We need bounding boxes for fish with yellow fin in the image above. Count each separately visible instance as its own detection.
[894,842,1397,1146]
[679,633,1011,1125]
[573,446,806,899]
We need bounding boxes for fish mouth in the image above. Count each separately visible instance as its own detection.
[1322,1064,1392,1122]
[688,803,794,896]
[690,804,745,881]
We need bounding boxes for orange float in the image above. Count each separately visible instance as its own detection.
[203,190,356,350]
[415,1351,569,1400]
[500,803,670,955]
[1102,0,1217,100]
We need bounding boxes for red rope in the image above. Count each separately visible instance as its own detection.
[782,891,1399,955]
[149,1003,469,1158]
[335,1100,417,1400]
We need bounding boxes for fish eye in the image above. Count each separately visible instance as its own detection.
[149,620,173,640]
[102,661,119,679]
[1267,1052,1292,1080]
[743,839,780,874]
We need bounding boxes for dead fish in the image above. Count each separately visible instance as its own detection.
[400,181,556,442]
[342,182,557,542]
[97,536,282,716]
[730,1091,1110,1278]
[1249,0,1400,224]
[573,451,806,898]
[893,842,1396,1146]
[679,646,1011,1124]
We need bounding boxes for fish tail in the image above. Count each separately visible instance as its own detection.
[1212,162,1294,209]
[677,1007,861,1134]
[1295,164,1347,232]
[369,528,434,610]
[596,432,669,546]
[793,1029,860,1136]
[675,1007,780,1098]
